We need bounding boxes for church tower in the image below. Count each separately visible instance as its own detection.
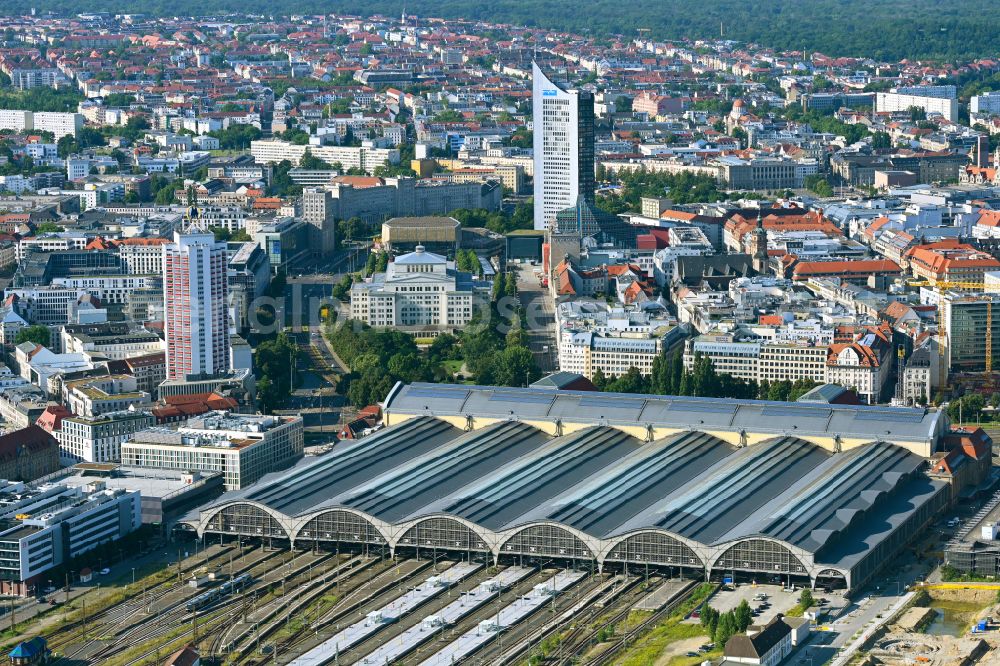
[750,210,769,274]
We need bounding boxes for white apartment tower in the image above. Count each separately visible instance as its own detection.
[532,62,595,230]
[163,232,229,380]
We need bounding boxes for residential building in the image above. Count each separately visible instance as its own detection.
[533,62,595,230]
[250,140,399,174]
[121,412,304,490]
[971,92,1000,116]
[163,232,229,381]
[876,91,958,121]
[0,110,31,133]
[826,326,893,404]
[900,344,933,406]
[121,352,167,395]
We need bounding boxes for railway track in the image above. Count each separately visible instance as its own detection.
[46,543,249,654]
[550,575,648,663]
[53,547,295,664]
[213,554,370,655]
[240,558,439,666]
[580,579,701,666]
[476,571,608,666]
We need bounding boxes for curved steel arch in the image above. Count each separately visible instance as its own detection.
[199,501,290,540]
[601,530,705,569]
[291,507,390,545]
[496,522,598,560]
[815,568,850,584]
[393,515,492,553]
[709,537,811,576]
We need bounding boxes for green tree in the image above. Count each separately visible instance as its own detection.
[488,345,539,387]
[15,325,50,347]
[34,221,64,234]
[255,332,297,413]
[871,131,892,150]
[734,600,753,632]
[799,588,815,610]
[299,149,329,170]
[714,611,738,647]
[804,175,834,198]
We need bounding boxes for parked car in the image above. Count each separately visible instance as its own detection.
[99,568,110,575]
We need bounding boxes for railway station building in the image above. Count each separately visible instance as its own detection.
[181,383,971,593]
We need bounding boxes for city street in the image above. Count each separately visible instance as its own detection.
[512,262,558,373]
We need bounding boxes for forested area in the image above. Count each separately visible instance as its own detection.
[8,0,998,60]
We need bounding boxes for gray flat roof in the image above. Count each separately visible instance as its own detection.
[384,383,943,447]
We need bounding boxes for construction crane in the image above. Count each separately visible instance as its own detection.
[908,279,993,390]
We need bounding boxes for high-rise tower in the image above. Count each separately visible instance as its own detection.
[532,62,595,231]
[163,232,229,380]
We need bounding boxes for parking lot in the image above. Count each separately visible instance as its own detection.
[703,584,803,625]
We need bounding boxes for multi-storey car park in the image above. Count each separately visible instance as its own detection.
[180,383,962,593]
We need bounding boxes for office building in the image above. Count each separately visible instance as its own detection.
[0,480,140,595]
[62,375,151,418]
[907,239,1000,285]
[59,464,224,525]
[121,412,304,490]
[163,232,229,381]
[60,322,164,361]
[685,332,830,386]
[533,62,595,230]
[116,238,169,275]
[0,381,51,430]
[301,187,336,256]
[55,410,156,463]
[253,218,311,270]
[557,303,685,379]
[940,291,1000,373]
[0,425,60,482]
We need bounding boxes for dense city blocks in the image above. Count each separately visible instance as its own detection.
[0,6,998,666]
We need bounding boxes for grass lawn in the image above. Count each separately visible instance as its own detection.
[441,359,464,374]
